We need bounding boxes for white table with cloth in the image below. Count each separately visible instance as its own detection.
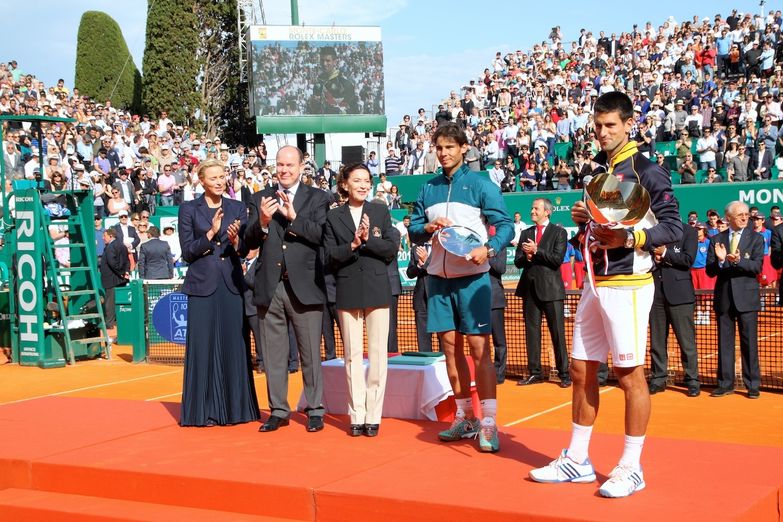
[297,357,453,421]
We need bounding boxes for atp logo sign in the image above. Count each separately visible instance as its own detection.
[152,292,188,345]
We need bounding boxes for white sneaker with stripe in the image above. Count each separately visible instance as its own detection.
[529,449,596,483]
[598,464,646,498]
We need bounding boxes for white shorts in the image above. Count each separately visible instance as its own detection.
[571,283,654,368]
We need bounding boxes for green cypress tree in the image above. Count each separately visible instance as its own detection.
[141,0,199,124]
[74,11,142,112]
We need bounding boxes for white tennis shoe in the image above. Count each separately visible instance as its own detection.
[529,449,596,483]
[598,464,646,498]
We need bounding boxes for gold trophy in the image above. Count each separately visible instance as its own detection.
[584,173,650,228]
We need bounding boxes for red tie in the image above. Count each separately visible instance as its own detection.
[535,224,544,244]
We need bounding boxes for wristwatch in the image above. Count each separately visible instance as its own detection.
[485,244,496,258]
[624,229,636,249]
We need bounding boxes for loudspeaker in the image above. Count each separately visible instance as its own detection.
[341,145,364,165]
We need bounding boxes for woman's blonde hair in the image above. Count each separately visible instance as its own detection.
[196,158,225,180]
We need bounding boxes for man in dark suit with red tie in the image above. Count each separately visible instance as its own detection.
[514,198,570,387]
[706,201,764,399]
[245,145,332,432]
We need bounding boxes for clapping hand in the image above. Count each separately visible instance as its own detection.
[522,238,537,259]
[259,196,278,227]
[416,245,429,266]
[226,219,241,250]
[210,207,224,238]
[277,190,297,222]
[726,244,741,264]
[358,213,370,242]
[714,242,727,262]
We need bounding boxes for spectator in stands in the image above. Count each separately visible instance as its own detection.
[751,140,774,180]
[114,168,136,209]
[107,187,130,217]
[703,166,723,183]
[384,148,402,176]
[366,151,379,177]
[696,127,718,170]
[157,164,177,206]
[161,225,182,266]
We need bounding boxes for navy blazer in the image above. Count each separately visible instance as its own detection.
[245,183,331,308]
[179,195,249,297]
[324,201,399,310]
[706,227,764,313]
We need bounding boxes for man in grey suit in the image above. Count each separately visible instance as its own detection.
[245,145,331,433]
[137,226,173,280]
[706,201,764,398]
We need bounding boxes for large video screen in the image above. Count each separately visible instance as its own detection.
[248,25,387,134]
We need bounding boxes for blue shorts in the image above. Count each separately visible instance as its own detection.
[426,273,492,335]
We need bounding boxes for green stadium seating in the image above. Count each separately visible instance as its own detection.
[553,142,573,163]
[654,141,677,156]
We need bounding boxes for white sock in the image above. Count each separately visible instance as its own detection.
[618,435,645,471]
[480,399,497,426]
[567,422,593,464]
[455,398,473,419]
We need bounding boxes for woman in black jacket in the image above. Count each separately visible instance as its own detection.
[324,163,399,437]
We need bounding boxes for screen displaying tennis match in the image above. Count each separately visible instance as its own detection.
[247,25,387,133]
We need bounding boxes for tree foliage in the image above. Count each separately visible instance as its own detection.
[141,0,199,124]
[74,11,142,112]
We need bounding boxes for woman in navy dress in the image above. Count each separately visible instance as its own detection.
[178,159,259,426]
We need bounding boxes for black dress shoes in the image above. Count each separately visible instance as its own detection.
[710,387,735,397]
[349,424,364,437]
[559,378,572,388]
[363,424,379,437]
[648,383,666,395]
[259,416,289,432]
[517,375,543,386]
[307,416,324,432]
[747,389,760,399]
[686,386,701,397]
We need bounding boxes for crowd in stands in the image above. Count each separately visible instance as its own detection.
[2,8,783,222]
[385,8,783,191]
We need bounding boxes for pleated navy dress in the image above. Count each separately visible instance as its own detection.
[178,198,260,427]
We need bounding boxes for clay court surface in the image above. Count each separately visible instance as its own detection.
[1,341,782,521]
